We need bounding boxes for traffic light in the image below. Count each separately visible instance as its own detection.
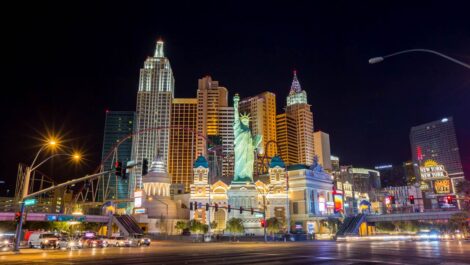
[390,196,396,205]
[206,203,210,211]
[189,202,193,210]
[251,208,254,215]
[228,205,231,213]
[194,201,198,210]
[447,196,453,204]
[409,195,415,204]
[214,203,218,212]
[142,159,149,176]
[115,161,122,177]
[14,212,21,223]
[260,219,266,228]
[240,206,243,214]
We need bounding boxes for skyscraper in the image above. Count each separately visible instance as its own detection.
[276,113,298,165]
[196,76,232,177]
[169,98,198,191]
[313,131,332,171]
[277,71,314,166]
[410,117,464,179]
[132,40,175,191]
[239,92,277,157]
[218,107,234,177]
[100,111,135,201]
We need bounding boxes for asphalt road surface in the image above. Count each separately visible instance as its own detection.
[1,240,470,265]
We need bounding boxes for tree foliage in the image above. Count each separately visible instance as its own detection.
[226,218,244,235]
[266,217,282,235]
[175,220,188,234]
[449,212,469,235]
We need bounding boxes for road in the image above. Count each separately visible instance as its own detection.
[1,240,470,264]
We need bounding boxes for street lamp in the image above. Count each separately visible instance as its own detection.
[369,49,470,70]
[14,140,81,252]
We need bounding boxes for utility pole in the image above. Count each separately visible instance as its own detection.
[263,195,267,243]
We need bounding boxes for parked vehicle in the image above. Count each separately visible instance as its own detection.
[28,232,59,249]
[108,236,127,247]
[57,237,83,249]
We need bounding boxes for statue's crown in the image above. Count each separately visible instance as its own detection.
[240,112,251,121]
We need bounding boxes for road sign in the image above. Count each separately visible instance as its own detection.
[24,198,37,206]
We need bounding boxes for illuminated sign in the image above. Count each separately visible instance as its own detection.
[420,160,448,180]
[434,179,451,194]
[318,196,325,212]
[374,165,392,170]
[333,194,343,213]
[134,190,143,208]
[134,208,146,214]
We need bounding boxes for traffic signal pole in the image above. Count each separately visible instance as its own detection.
[13,170,110,253]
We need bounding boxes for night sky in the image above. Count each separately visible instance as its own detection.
[2,1,470,195]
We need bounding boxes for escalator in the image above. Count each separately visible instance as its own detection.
[336,214,365,237]
[113,215,144,236]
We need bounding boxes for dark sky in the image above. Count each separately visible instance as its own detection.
[2,1,470,195]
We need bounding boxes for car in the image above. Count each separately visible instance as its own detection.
[57,237,83,249]
[126,234,151,247]
[83,236,109,248]
[107,236,126,247]
[28,232,59,249]
[0,234,15,251]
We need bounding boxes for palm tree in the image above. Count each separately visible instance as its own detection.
[226,218,244,241]
[266,217,282,240]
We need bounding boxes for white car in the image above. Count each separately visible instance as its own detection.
[28,232,59,249]
[57,237,83,249]
[107,236,126,247]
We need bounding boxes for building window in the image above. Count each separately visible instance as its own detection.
[293,202,299,214]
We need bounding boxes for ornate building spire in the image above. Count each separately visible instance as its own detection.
[289,70,302,95]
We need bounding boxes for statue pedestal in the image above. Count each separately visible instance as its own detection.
[227,182,264,235]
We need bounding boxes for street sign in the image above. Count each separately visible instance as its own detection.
[24,198,37,206]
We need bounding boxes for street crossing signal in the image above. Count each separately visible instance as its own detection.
[214,203,218,212]
[194,201,198,210]
[15,212,21,223]
[240,206,243,214]
[115,161,123,177]
[251,208,254,215]
[228,205,231,213]
[447,196,453,204]
[206,203,210,211]
[189,202,193,210]
[142,159,149,176]
[260,219,266,228]
[409,195,415,204]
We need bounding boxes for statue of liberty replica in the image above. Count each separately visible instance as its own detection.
[233,93,262,183]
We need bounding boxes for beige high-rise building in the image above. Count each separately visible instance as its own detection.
[313,131,332,171]
[169,98,198,191]
[239,92,277,157]
[196,76,233,178]
[276,113,298,165]
[277,71,314,166]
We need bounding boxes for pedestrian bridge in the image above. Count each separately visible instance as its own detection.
[0,212,109,223]
[365,210,462,222]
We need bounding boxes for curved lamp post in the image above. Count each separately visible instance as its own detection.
[14,140,81,252]
[369,49,470,70]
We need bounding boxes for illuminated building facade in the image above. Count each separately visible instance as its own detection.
[132,40,175,190]
[239,92,277,157]
[169,98,198,192]
[100,111,135,201]
[410,117,464,179]
[313,131,332,171]
[277,71,314,166]
[196,76,232,177]
[218,107,234,177]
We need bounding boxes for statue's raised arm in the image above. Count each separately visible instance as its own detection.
[233,93,240,125]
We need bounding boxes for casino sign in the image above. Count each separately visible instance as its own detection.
[420,160,448,180]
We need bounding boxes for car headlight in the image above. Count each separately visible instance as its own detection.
[3,240,8,244]
[44,240,49,243]
[68,242,75,247]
